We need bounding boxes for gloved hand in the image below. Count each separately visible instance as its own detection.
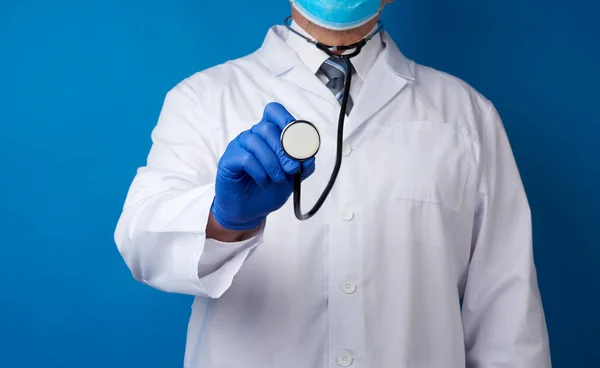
[210,102,316,231]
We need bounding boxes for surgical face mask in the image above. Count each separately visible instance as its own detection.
[291,0,383,31]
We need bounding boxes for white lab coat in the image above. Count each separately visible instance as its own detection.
[114,24,551,368]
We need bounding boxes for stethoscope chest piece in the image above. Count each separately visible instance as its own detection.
[280,120,321,161]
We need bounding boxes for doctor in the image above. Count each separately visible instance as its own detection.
[114,0,551,367]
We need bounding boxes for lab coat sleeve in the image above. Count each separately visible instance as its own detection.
[114,81,263,298]
[462,103,551,367]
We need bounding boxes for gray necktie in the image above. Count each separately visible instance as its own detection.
[319,57,354,115]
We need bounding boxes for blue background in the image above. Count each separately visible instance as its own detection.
[1,0,598,367]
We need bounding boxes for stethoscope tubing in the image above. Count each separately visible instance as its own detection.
[293,57,354,220]
[282,16,384,221]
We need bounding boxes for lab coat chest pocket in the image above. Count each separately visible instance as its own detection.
[387,120,470,212]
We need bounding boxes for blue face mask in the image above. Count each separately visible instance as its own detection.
[292,0,383,31]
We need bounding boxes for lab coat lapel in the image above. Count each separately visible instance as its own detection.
[256,26,343,108]
[255,27,416,141]
[343,33,416,141]
[282,67,342,107]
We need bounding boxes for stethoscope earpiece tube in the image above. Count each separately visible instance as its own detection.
[292,57,354,221]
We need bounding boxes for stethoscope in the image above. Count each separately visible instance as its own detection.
[281,16,384,220]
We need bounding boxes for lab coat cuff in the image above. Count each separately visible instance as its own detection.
[198,230,262,298]
[194,225,264,298]
[198,225,264,273]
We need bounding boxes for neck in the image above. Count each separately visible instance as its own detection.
[291,7,379,47]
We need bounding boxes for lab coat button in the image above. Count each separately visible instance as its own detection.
[341,209,354,221]
[340,281,356,294]
[337,351,354,366]
[342,143,352,156]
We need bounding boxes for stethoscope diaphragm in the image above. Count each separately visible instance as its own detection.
[280,120,321,161]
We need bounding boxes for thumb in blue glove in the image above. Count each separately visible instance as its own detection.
[210,102,316,231]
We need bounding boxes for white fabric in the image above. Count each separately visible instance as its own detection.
[114,23,551,368]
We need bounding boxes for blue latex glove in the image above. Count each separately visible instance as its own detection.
[210,102,316,231]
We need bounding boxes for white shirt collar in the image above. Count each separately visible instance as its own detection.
[284,20,384,82]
